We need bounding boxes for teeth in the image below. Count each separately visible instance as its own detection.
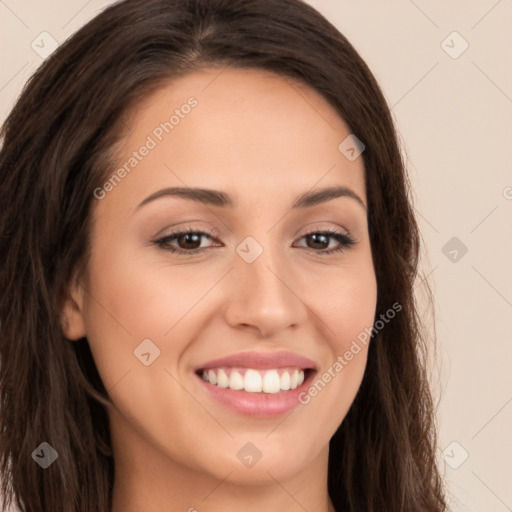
[280,371,291,390]
[244,369,262,392]
[262,370,280,393]
[200,367,307,393]
[290,369,299,388]
[229,370,244,390]
[207,369,217,385]
[217,368,229,388]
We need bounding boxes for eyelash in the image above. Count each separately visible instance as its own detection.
[153,227,356,257]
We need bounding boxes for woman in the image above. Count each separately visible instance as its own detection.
[0,0,447,510]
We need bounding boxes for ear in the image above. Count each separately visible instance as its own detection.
[60,276,87,341]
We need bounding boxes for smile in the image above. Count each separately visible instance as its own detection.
[193,351,317,417]
[199,367,306,393]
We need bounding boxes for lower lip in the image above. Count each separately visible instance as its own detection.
[195,370,314,418]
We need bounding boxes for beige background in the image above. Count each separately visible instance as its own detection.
[1,1,511,510]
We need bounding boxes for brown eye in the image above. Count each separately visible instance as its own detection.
[294,230,356,255]
[176,232,203,250]
[305,233,330,250]
[154,229,219,255]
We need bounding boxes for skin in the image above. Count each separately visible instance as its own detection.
[61,67,377,512]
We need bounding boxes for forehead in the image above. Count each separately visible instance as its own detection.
[103,66,366,212]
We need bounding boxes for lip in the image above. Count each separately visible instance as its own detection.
[193,350,317,418]
[194,350,317,371]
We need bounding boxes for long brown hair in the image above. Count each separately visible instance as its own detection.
[0,0,446,510]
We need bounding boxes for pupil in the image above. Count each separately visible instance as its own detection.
[180,233,201,249]
[309,233,328,249]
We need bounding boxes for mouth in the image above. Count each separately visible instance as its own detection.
[193,351,317,418]
[195,367,313,393]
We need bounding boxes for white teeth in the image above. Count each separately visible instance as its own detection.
[229,370,244,390]
[290,369,299,388]
[200,367,307,393]
[262,369,280,394]
[244,369,262,392]
[280,371,291,390]
[217,368,229,388]
[208,369,217,385]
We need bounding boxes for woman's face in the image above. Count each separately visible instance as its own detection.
[63,67,377,487]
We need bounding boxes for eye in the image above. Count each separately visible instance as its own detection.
[294,229,356,255]
[154,228,220,255]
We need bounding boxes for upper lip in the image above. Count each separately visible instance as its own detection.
[195,351,317,371]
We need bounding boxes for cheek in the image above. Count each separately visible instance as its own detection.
[299,254,377,412]
[85,238,214,337]
[311,256,378,353]
[81,238,227,392]
[325,278,377,352]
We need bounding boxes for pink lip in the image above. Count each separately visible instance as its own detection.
[195,369,315,418]
[194,351,317,371]
[193,350,317,418]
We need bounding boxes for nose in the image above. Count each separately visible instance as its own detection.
[223,242,308,338]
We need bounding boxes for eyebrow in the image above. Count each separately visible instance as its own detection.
[135,185,366,212]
